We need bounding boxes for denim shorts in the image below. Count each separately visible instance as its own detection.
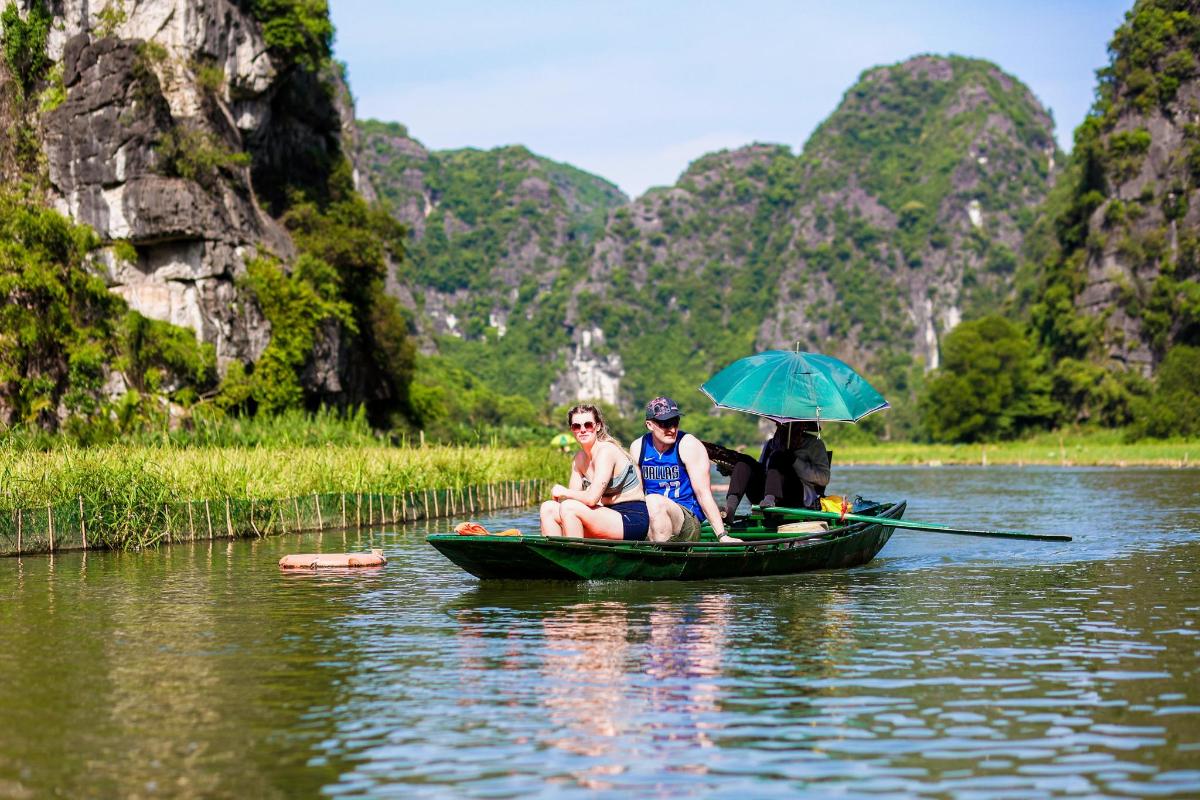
[608,500,650,541]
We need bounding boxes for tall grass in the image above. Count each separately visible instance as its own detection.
[0,443,565,511]
[825,430,1197,466]
[0,441,567,553]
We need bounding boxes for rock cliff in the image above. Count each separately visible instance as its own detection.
[1069,0,1199,373]
[30,0,376,382]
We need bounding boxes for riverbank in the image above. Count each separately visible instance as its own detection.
[827,433,1196,467]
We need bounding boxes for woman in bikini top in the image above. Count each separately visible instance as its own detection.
[539,404,651,541]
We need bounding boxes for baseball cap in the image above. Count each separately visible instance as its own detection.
[645,396,683,421]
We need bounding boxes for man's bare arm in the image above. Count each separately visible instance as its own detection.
[678,435,728,537]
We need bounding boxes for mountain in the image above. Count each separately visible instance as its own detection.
[356,121,630,427]
[360,55,1059,439]
[1029,0,1199,426]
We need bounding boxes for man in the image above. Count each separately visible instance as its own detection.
[629,396,740,543]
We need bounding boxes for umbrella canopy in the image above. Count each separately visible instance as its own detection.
[549,433,573,447]
[700,351,889,423]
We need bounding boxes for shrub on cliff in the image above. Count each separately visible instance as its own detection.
[250,0,333,73]
[1,1,51,100]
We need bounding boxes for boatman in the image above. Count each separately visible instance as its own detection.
[629,396,740,543]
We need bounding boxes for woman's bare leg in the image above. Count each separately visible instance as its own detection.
[561,500,628,540]
[540,500,565,536]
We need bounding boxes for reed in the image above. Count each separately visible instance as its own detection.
[0,443,564,510]
[0,443,566,552]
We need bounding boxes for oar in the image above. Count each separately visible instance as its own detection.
[753,505,1073,542]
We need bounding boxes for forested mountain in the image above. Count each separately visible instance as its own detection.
[356,121,630,435]
[1024,0,1200,434]
[5,0,1194,444]
[361,55,1059,440]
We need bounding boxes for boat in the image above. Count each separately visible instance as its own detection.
[427,500,906,581]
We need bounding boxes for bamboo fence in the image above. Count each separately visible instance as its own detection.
[0,479,548,557]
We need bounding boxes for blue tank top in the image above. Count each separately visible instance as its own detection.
[638,432,704,520]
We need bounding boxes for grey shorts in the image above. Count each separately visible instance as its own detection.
[669,507,703,542]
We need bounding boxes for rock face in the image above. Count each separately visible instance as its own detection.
[359,121,627,342]
[1069,2,1200,374]
[33,0,371,380]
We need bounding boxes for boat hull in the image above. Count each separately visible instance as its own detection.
[428,501,906,581]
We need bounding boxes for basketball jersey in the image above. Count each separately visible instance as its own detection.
[638,432,705,520]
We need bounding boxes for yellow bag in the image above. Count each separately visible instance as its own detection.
[820,495,848,514]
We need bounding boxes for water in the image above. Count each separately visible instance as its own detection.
[1,466,1197,798]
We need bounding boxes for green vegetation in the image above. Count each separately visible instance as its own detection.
[358,121,626,436]
[919,316,1054,442]
[249,0,333,72]
[94,0,126,38]
[826,428,1198,467]
[155,124,251,188]
[272,159,417,424]
[1025,0,1199,428]
[0,438,564,551]
[1,0,51,100]
[0,187,218,439]
[0,440,562,510]
[1127,344,1200,439]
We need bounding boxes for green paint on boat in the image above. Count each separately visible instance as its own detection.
[427,501,907,581]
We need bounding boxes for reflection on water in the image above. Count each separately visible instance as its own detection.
[0,467,1197,798]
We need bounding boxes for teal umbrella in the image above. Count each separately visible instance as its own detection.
[700,351,889,423]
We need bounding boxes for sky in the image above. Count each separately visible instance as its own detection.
[330,1,1132,199]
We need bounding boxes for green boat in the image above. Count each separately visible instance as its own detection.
[427,500,907,581]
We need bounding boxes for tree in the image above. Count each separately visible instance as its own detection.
[920,315,1057,442]
[1128,345,1200,439]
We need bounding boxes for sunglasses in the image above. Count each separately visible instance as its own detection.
[653,417,680,430]
[570,421,596,432]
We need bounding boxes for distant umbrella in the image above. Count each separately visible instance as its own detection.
[550,433,573,448]
[701,350,889,423]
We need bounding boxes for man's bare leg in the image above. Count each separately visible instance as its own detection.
[645,494,684,542]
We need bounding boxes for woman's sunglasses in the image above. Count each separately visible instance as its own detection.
[570,421,596,432]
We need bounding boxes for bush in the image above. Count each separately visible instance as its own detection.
[250,0,333,73]
[1128,345,1200,439]
[155,125,251,188]
[1,1,51,99]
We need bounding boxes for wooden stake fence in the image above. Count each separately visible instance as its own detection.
[0,479,548,557]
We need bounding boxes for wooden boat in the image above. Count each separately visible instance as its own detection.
[427,500,906,581]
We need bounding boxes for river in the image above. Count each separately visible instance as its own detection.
[1,466,1197,798]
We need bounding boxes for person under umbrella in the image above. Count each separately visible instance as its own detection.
[701,349,882,519]
[721,421,830,519]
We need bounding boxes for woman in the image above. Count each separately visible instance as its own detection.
[722,421,830,518]
[540,404,650,540]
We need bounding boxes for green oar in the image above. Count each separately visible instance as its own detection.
[754,506,1073,543]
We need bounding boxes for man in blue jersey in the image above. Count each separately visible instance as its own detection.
[629,396,739,543]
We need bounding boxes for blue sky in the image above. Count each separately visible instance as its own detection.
[331,1,1131,198]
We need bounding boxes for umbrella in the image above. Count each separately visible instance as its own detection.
[700,350,889,423]
[549,433,573,448]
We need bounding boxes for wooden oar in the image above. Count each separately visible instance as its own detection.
[754,506,1073,542]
